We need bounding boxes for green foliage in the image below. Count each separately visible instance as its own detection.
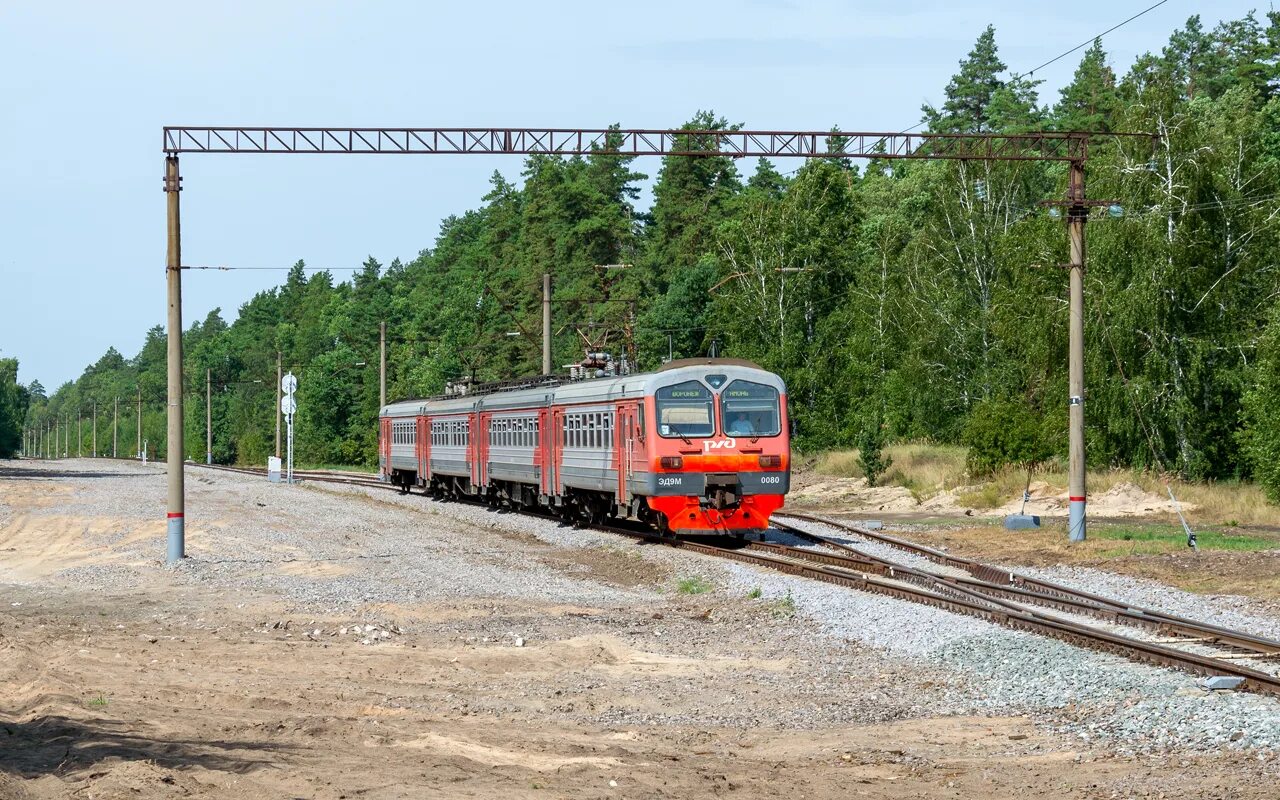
[676,576,713,595]
[963,399,1052,476]
[1054,39,1120,131]
[0,358,30,457]
[855,412,890,487]
[17,14,1280,508]
[1241,300,1280,501]
[1093,524,1274,554]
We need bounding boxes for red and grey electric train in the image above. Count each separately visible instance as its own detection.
[378,358,790,535]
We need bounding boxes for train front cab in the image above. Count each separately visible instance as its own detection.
[639,367,789,535]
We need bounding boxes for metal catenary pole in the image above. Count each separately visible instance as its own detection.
[113,396,119,458]
[1067,160,1088,542]
[92,400,97,457]
[545,272,555,376]
[164,154,185,562]
[275,350,282,459]
[136,388,142,458]
[77,408,82,457]
[379,321,386,408]
[206,367,212,465]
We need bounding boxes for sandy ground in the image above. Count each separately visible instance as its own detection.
[789,475,1201,519]
[2,459,1277,798]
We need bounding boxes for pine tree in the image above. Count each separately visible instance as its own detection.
[1162,15,1227,100]
[924,25,1007,132]
[1054,39,1119,131]
[747,158,788,198]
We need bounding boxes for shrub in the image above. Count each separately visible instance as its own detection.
[963,399,1051,476]
[855,411,891,486]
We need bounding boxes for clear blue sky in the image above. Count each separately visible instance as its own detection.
[0,0,1265,389]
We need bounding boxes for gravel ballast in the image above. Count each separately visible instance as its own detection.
[6,458,1280,755]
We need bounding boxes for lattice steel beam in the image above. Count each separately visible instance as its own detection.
[163,126,1113,162]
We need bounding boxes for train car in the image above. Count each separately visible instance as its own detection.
[378,358,790,535]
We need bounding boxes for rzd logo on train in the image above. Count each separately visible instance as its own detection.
[702,438,737,452]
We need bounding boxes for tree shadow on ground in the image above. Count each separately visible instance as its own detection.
[0,714,290,779]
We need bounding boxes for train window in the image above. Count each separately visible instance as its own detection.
[720,380,781,437]
[655,381,714,438]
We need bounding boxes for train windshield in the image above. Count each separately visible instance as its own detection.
[655,381,715,438]
[720,380,781,437]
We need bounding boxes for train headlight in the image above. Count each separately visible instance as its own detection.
[758,455,782,468]
[660,456,683,469]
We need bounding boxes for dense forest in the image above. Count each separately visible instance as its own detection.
[13,13,1280,499]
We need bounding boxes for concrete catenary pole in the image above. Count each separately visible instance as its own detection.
[542,273,552,376]
[136,388,142,458]
[206,368,212,465]
[275,350,282,459]
[77,408,82,457]
[92,401,97,457]
[379,321,386,409]
[113,396,119,458]
[1067,160,1088,543]
[165,154,185,562]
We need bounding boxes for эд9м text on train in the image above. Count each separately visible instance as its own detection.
[378,358,790,535]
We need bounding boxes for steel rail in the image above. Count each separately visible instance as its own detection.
[775,512,1280,655]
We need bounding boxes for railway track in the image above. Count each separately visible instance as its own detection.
[188,462,1280,696]
[770,513,1280,695]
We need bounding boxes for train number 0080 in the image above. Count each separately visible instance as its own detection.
[759,475,782,485]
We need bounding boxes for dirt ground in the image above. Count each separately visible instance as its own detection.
[2,460,1277,798]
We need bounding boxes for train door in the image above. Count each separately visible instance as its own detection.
[416,416,429,486]
[550,407,565,496]
[615,403,632,503]
[473,411,488,491]
[379,418,391,477]
[538,407,552,497]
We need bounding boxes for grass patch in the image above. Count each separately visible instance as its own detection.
[299,462,378,474]
[676,576,713,595]
[86,694,108,709]
[814,443,968,499]
[766,590,797,619]
[746,586,763,600]
[957,483,1002,509]
[1092,524,1275,555]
